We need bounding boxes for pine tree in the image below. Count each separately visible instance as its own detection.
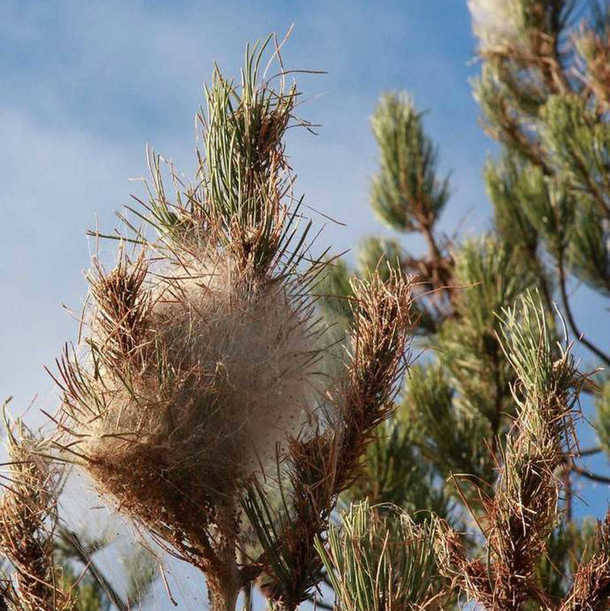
[319,0,609,608]
[0,2,608,608]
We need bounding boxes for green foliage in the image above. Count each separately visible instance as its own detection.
[60,564,109,611]
[532,519,598,602]
[520,171,576,258]
[318,259,355,325]
[349,410,452,522]
[315,500,443,610]
[498,289,572,399]
[370,92,449,233]
[200,37,302,274]
[431,239,537,435]
[486,152,540,255]
[452,237,537,329]
[473,64,535,153]
[568,200,610,294]
[124,549,157,608]
[54,529,157,611]
[404,363,493,491]
[595,379,610,457]
[357,236,403,281]
[471,1,610,301]
[318,1,609,605]
[435,293,587,609]
[55,531,111,611]
[540,94,609,211]
[137,35,317,286]
[241,479,320,605]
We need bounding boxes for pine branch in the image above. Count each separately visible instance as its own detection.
[316,500,444,610]
[0,402,73,610]
[560,511,610,611]
[558,252,610,366]
[50,33,331,611]
[242,270,414,609]
[578,446,602,457]
[569,463,610,485]
[437,290,584,609]
[57,528,128,611]
[306,595,332,609]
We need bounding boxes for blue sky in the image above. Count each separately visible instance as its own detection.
[1,1,608,608]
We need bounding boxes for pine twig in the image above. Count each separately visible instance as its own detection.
[558,252,610,366]
[570,463,610,485]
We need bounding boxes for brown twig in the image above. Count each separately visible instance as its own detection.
[570,463,610,485]
[557,253,610,366]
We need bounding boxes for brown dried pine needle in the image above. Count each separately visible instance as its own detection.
[435,292,587,610]
[240,269,415,609]
[49,35,419,610]
[54,247,322,580]
[560,510,610,611]
[0,409,73,610]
